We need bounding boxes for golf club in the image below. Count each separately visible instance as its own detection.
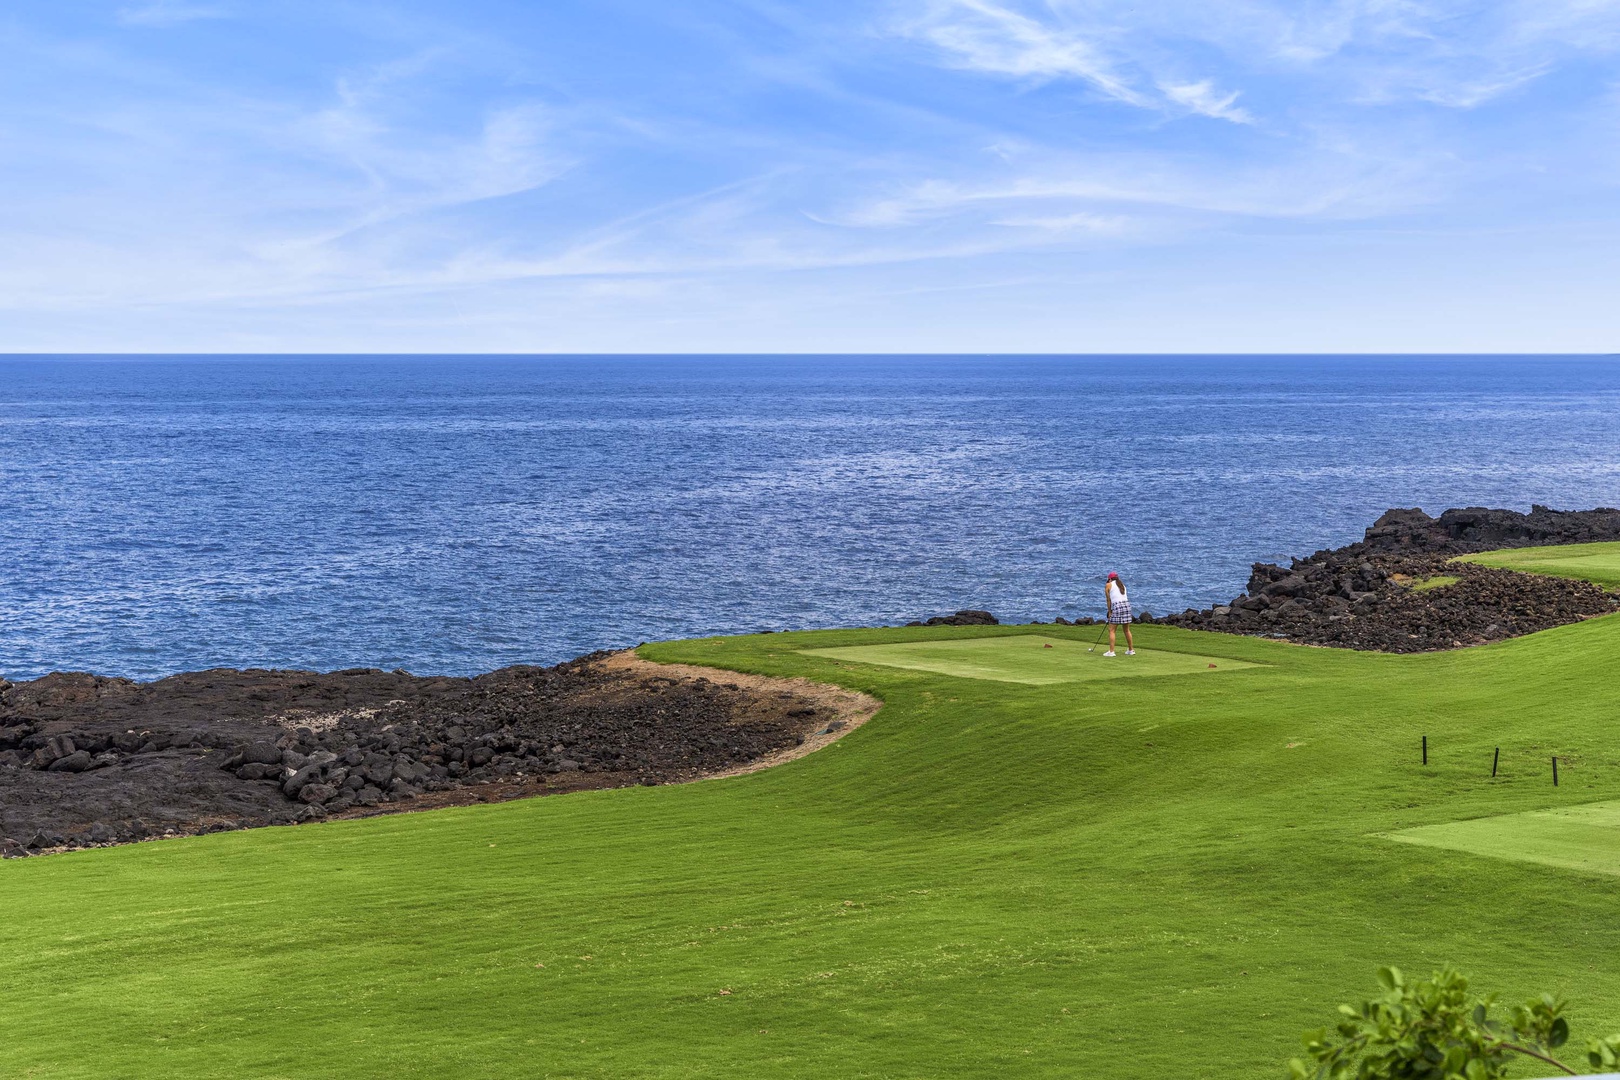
[1086,619,1108,653]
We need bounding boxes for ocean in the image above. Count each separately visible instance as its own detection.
[2,354,1618,681]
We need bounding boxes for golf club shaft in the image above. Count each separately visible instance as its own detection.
[1088,619,1108,651]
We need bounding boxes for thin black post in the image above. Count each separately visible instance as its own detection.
[1492,747,1499,778]
[1552,756,1559,786]
[1422,735,1427,766]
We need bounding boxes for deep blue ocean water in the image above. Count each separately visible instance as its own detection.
[3,355,1618,681]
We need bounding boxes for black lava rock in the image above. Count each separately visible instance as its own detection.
[46,750,93,773]
[921,609,1000,626]
[0,649,849,855]
[240,742,283,766]
[1162,505,1620,653]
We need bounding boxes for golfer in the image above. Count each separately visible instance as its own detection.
[1103,571,1134,657]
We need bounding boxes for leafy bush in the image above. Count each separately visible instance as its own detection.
[1291,966,1620,1079]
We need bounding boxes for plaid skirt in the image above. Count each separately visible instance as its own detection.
[1107,600,1132,624]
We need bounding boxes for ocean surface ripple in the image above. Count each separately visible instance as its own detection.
[3,355,1618,680]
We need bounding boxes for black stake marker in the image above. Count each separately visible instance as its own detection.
[1422,735,1427,766]
[1492,747,1499,778]
[1552,756,1559,787]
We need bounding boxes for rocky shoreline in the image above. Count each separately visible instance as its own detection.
[6,504,1618,858]
[0,651,875,857]
[1159,505,1620,651]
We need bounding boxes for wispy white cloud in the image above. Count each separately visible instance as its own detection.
[898,0,1149,106]
[1408,64,1552,108]
[6,0,1620,350]
[0,32,575,314]
[987,210,1131,233]
[1159,80,1254,123]
[895,0,1620,115]
[828,120,1452,244]
[895,0,1260,125]
[232,49,574,272]
[116,2,231,27]
[1258,2,1580,110]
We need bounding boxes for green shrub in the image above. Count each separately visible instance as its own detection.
[1291,967,1620,1079]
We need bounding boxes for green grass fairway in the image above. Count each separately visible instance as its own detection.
[9,616,1620,1078]
[1459,540,1620,589]
[1388,801,1620,878]
[803,634,1259,685]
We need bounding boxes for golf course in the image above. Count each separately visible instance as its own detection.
[4,547,1620,1078]
[1460,540,1620,590]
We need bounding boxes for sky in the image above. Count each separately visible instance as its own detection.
[2,0,1619,353]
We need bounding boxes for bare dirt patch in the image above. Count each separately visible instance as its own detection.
[597,652,880,779]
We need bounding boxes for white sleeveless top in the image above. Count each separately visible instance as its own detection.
[1107,581,1128,605]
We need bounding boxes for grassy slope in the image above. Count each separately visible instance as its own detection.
[6,617,1620,1078]
[1460,540,1620,589]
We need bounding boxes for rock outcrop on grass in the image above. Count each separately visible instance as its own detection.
[906,609,1000,627]
[1162,506,1620,652]
[0,652,864,857]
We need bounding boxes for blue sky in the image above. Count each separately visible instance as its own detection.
[3,1,1619,352]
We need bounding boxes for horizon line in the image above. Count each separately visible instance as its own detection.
[2,352,1617,360]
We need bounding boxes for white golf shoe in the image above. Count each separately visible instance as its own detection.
[1126,649,1136,655]
[1102,650,1116,657]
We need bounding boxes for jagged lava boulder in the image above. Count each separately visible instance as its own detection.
[1162,505,1620,653]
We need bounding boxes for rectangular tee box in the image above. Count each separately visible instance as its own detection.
[801,635,1261,686]
[1386,801,1620,878]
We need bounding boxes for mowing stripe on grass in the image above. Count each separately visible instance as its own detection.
[10,621,1620,1078]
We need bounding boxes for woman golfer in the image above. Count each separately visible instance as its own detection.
[1103,571,1134,657]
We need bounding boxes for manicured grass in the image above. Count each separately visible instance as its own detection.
[8,616,1620,1078]
[1409,574,1460,592]
[802,633,1259,685]
[1459,540,1620,589]
[1389,801,1620,878]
